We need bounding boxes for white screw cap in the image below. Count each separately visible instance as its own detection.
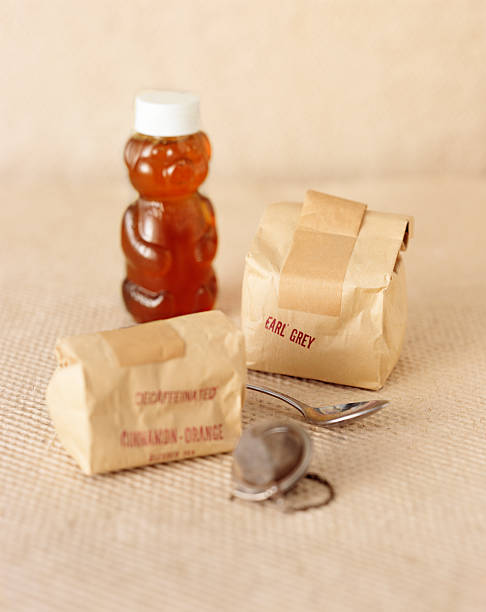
[134,90,201,137]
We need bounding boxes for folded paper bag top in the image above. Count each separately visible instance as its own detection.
[47,310,246,475]
[241,190,413,390]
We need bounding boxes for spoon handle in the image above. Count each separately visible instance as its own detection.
[246,383,307,419]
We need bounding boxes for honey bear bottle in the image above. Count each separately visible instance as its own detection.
[121,91,218,322]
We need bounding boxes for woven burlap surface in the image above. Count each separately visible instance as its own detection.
[1,177,485,611]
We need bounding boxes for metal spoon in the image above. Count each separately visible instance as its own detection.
[246,383,388,426]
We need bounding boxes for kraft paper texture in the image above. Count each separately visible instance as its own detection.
[242,191,413,390]
[279,190,367,316]
[47,310,246,474]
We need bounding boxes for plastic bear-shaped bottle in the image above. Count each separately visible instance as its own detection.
[121,91,217,323]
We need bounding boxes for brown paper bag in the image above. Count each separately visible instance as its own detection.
[47,310,246,474]
[241,190,413,390]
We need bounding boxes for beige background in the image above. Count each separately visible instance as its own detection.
[1,3,486,612]
[1,0,486,183]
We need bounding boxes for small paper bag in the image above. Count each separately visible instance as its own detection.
[47,310,246,474]
[241,190,413,390]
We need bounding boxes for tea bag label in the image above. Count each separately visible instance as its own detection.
[100,321,185,367]
[265,316,316,349]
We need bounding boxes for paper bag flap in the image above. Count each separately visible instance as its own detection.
[279,190,367,317]
[55,320,185,369]
[346,210,412,290]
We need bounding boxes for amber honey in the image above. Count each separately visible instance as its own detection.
[121,125,217,323]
